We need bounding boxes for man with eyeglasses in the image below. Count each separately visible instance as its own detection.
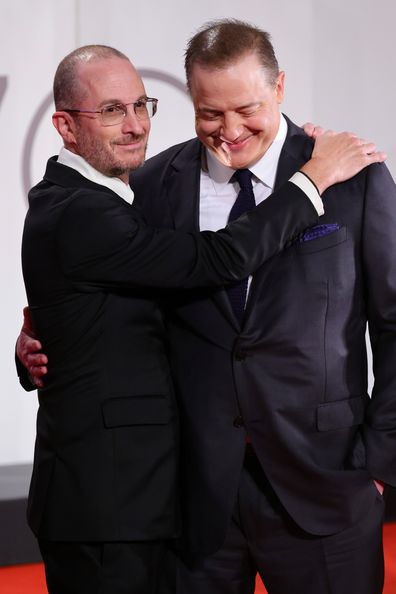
[18,41,386,594]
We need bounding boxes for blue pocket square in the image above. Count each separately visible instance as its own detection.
[299,223,340,242]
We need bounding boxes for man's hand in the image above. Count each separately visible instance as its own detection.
[302,122,325,139]
[374,479,385,495]
[16,307,48,388]
[300,130,387,194]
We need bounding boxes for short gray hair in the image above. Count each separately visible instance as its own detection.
[53,45,129,110]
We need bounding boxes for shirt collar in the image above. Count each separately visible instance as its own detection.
[57,147,135,205]
[206,113,288,190]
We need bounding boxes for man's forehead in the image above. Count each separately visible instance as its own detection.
[190,62,272,94]
[191,50,264,73]
[78,57,138,79]
[78,58,145,100]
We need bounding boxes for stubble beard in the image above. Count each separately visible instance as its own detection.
[76,128,148,178]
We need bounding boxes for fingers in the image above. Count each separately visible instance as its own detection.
[16,329,47,388]
[17,309,48,388]
[302,122,315,137]
[26,352,48,367]
[303,128,386,193]
[21,349,48,381]
[358,140,387,161]
[347,137,387,164]
[27,359,48,389]
[29,365,48,379]
[23,339,43,353]
[302,122,326,139]
[29,371,46,389]
[16,335,43,361]
[373,479,385,495]
[365,150,387,164]
[311,126,325,139]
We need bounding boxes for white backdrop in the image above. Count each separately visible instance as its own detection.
[1,0,395,464]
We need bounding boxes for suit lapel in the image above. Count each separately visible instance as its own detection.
[165,139,202,232]
[166,139,241,332]
[243,117,314,326]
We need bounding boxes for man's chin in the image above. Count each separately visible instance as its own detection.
[209,144,233,168]
[109,156,146,177]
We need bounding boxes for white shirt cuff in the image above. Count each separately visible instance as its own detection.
[289,171,324,216]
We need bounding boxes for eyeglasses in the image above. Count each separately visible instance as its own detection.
[63,97,158,126]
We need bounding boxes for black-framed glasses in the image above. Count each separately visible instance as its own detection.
[63,97,158,126]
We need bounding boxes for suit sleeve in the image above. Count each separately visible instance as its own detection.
[57,182,318,290]
[361,163,396,486]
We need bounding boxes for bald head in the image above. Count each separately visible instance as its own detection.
[53,45,130,110]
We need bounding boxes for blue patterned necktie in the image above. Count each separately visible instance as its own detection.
[226,169,256,323]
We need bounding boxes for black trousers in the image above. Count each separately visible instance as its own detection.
[176,451,385,594]
[38,538,171,594]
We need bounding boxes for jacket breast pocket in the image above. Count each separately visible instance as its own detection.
[102,395,171,427]
[296,226,347,254]
[316,394,368,432]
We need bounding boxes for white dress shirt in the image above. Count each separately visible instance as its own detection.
[200,114,322,232]
[57,147,135,205]
[199,114,323,304]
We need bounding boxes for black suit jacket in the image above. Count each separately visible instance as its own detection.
[131,117,396,554]
[21,156,317,541]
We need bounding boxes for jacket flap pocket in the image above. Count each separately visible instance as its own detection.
[102,395,171,428]
[316,394,367,432]
[296,226,347,254]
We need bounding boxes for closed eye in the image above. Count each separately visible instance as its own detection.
[197,111,222,121]
[238,104,264,117]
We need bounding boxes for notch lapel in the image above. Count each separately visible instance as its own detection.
[165,139,202,232]
[243,117,314,326]
[166,139,242,332]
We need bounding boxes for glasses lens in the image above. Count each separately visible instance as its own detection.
[134,100,150,119]
[99,100,157,125]
[101,104,126,126]
[148,99,157,118]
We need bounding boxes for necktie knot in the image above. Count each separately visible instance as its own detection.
[232,168,253,190]
[228,168,255,223]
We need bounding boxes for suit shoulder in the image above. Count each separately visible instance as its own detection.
[351,161,395,193]
[147,137,198,165]
[28,179,125,223]
[367,161,394,179]
[131,138,199,188]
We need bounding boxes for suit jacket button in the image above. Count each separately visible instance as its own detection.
[233,415,244,428]
[235,350,247,361]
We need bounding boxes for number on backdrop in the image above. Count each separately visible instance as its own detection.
[0,76,8,108]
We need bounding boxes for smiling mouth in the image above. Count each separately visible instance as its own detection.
[114,134,146,146]
[117,139,143,146]
[219,135,253,151]
[115,140,146,152]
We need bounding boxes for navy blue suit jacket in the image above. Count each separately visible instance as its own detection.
[131,117,396,554]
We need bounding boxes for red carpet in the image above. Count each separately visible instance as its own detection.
[2,523,396,593]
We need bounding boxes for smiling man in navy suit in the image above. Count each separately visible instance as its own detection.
[17,20,394,594]
[128,19,396,594]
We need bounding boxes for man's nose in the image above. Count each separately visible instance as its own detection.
[220,112,243,142]
[121,105,147,134]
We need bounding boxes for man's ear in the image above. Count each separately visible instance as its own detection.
[275,71,285,104]
[52,111,78,147]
